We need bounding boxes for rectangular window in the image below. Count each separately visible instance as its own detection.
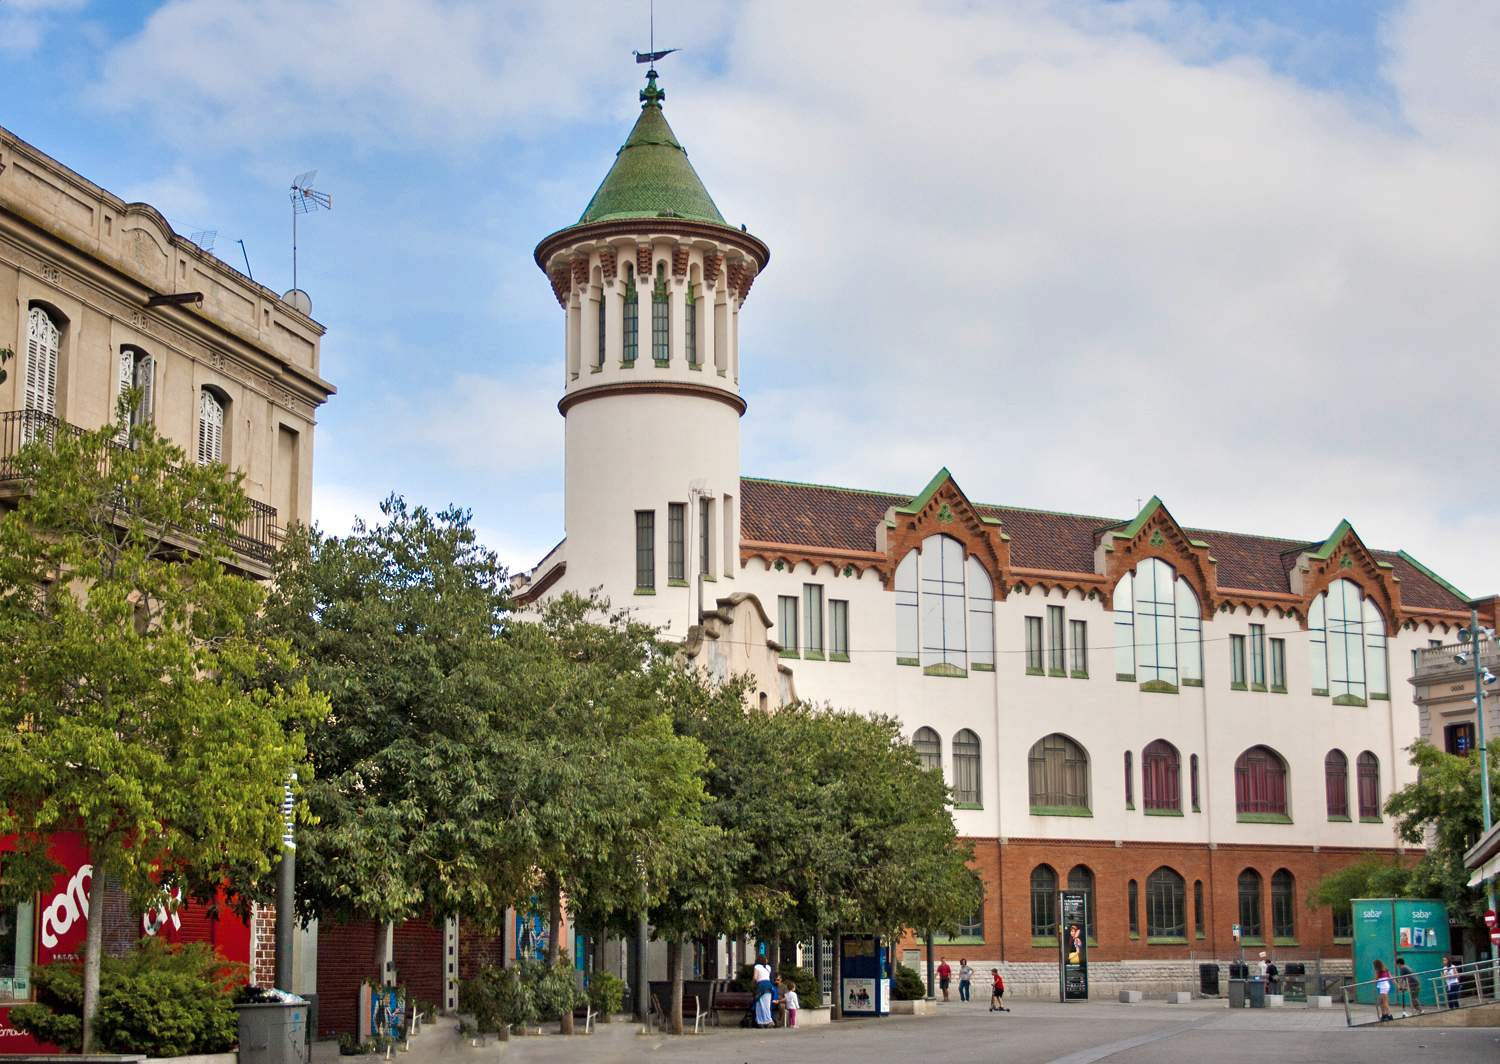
[830,599,849,659]
[597,296,606,367]
[804,584,825,656]
[623,280,639,362]
[1124,750,1134,808]
[1249,624,1266,688]
[778,595,799,655]
[1069,619,1087,676]
[1047,605,1066,674]
[1,899,34,1002]
[1230,634,1247,688]
[1445,721,1477,756]
[652,272,669,361]
[1025,616,1044,673]
[698,496,712,577]
[1269,638,1286,691]
[685,286,698,365]
[667,502,686,582]
[1128,880,1139,937]
[635,510,655,591]
[1333,909,1353,939]
[1194,880,1205,937]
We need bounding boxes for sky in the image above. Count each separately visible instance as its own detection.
[4,0,1497,595]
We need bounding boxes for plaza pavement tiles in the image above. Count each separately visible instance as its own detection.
[351,999,1500,1063]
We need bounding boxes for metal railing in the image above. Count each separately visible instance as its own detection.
[0,408,281,564]
[1414,642,1500,674]
[1342,959,1499,1026]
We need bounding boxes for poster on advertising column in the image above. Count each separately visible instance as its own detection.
[1058,891,1088,1002]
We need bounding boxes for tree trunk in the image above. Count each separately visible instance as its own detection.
[668,936,685,1035]
[80,862,105,1053]
[634,912,649,1023]
[769,934,781,970]
[550,881,574,1034]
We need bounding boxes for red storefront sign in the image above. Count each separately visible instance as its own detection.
[1,832,251,1053]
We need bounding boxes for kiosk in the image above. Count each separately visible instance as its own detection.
[1351,898,1450,1006]
[840,934,890,1016]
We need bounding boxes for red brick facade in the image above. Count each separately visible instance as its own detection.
[458,919,507,981]
[902,838,1409,961]
[314,920,379,1037]
[393,920,445,1010]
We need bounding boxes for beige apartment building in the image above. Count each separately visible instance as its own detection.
[0,125,334,572]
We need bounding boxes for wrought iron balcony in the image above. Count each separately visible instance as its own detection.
[0,408,281,566]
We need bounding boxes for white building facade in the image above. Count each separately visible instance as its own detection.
[517,72,1477,983]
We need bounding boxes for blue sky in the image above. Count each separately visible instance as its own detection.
[4,0,1497,595]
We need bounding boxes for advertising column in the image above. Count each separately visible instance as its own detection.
[1058,892,1089,1001]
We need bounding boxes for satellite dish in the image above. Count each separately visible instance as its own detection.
[281,288,313,315]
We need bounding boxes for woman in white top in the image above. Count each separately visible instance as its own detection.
[1443,957,1462,1010]
[1372,959,1394,1022]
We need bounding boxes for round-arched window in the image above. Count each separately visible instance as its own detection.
[1113,558,1202,686]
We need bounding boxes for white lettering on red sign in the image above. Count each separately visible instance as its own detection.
[40,864,92,948]
[143,888,183,937]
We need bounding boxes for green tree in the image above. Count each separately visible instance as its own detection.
[259,500,527,941]
[0,409,323,1051]
[1384,739,1500,929]
[1306,855,1414,928]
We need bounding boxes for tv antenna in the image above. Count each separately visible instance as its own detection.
[289,169,331,300]
[188,229,217,253]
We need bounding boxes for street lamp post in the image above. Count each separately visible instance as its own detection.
[1462,611,1498,922]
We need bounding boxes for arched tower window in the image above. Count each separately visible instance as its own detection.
[1028,734,1090,812]
[684,282,698,365]
[1308,578,1387,703]
[1112,558,1202,686]
[1234,746,1288,818]
[596,288,606,367]
[1030,864,1057,938]
[1142,739,1181,812]
[622,265,639,363]
[651,262,669,362]
[1324,749,1349,819]
[1357,751,1380,820]
[952,729,981,806]
[912,726,941,773]
[1145,867,1185,939]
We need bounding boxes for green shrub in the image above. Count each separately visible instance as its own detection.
[890,963,927,1001]
[8,939,241,1056]
[776,964,821,1009]
[460,964,535,1035]
[524,957,583,1022]
[588,972,625,1018]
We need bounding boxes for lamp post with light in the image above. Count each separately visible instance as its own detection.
[1456,610,1498,923]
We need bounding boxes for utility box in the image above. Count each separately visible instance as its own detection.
[1282,962,1307,1003]
[1227,979,1247,1008]
[235,1001,310,1064]
[1199,963,1220,997]
[1247,977,1266,1008]
[1351,898,1450,1006]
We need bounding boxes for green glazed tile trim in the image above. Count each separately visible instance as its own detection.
[1071,670,1089,679]
[1359,815,1382,824]
[1026,667,1045,676]
[1270,685,1287,694]
[1144,808,1184,817]
[668,578,688,587]
[829,653,850,663]
[1140,679,1178,694]
[1048,669,1067,678]
[1395,549,1468,602]
[1333,693,1367,707]
[933,935,984,945]
[1147,936,1189,945]
[633,587,656,596]
[1327,815,1351,822]
[897,657,919,667]
[1273,938,1298,947]
[1241,936,1265,946]
[619,360,636,369]
[973,662,995,672]
[803,651,825,661]
[1252,683,1268,692]
[1117,672,1136,682]
[1030,804,1092,817]
[924,662,967,678]
[953,802,983,810]
[1312,687,1329,697]
[1371,693,1389,701]
[1182,678,1203,687]
[701,574,717,582]
[1031,937,1056,948]
[1230,682,1248,691]
[1236,812,1292,825]
[653,358,670,367]
[779,650,799,659]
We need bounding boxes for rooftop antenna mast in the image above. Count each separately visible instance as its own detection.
[289,170,331,303]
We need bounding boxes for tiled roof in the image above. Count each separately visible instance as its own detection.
[739,476,1468,612]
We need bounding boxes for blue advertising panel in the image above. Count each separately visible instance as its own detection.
[1351,898,1450,1005]
[840,934,889,1016]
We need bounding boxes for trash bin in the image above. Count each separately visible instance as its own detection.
[1247,977,1266,1008]
[1227,979,1247,1008]
[1199,964,1220,997]
[236,1001,311,1064]
[1228,962,1249,979]
[1282,963,1306,1003]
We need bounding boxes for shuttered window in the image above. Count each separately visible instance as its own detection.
[1028,734,1090,810]
[952,729,980,806]
[117,349,155,441]
[23,307,60,441]
[1325,749,1349,818]
[1356,752,1380,819]
[197,388,224,465]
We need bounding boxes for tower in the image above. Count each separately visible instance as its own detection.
[533,70,769,634]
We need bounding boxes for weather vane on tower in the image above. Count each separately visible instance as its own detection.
[632,0,678,104]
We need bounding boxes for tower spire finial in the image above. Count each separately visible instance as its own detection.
[633,0,678,105]
[641,67,665,108]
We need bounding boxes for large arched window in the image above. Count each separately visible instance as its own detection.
[1324,749,1349,819]
[1237,869,1263,940]
[1357,752,1380,820]
[1068,865,1096,941]
[1271,869,1295,940]
[953,729,981,806]
[1308,578,1388,703]
[1142,739,1181,812]
[1112,558,1202,687]
[912,727,941,773]
[23,305,61,441]
[893,534,994,675]
[1028,734,1090,812]
[1146,867,1185,939]
[1234,745,1288,818]
[1030,864,1057,938]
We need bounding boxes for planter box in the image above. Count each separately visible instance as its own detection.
[1166,992,1191,1004]
[1266,994,1285,1007]
[146,1056,237,1064]
[1307,995,1333,1009]
[794,1006,832,1026]
[1118,990,1143,1004]
[887,999,936,1016]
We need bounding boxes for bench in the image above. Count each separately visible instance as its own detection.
[648,980,718,1033]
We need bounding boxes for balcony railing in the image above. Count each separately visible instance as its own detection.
[1414,641,1500,676]
[0,408,281,565]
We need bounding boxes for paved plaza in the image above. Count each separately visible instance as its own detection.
[358,997,1500,1064]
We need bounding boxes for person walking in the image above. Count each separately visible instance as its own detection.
[989,968,1010,1012]
[1443,956,1462,1010]
[1395,956,1424,1015]
[1372,959,1395,1022]
[753,959,775,1029]
[937,957,952,1001]
[958,959,974,1003]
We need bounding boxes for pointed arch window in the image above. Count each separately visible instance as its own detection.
[622,266,639,363]
[1324,749,1349,819]
[23,306,60,441]
[1356,751,1380,820]
[1068,865,1096,941]
[1146,867,1186,939]
[953,729,981,806]
[912,727,941,773]
[1234,745,1288,818]
[197,388,225,465]
[1142,739,1181,812]
[684,283,698,365]
[1112,558,1202,687]
[1308,578,1387,703]
[596,291,606,367]
[1030,864,1057,938]
[1271,869,1295,940]
[651,263,669,362]
[1028,734,1090,812]
[1237,869,1263,941]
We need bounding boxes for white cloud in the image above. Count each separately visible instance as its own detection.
[0,0,85,54]
[119,162,211,226]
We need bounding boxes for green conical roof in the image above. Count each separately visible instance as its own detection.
[576,73,726,226]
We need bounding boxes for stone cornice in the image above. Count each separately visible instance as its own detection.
[557,379,746,417]
[534,217,770,276]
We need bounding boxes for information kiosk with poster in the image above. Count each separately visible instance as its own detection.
[1059,891,1089,1001]
[840,934,889,1016]
[1351,897,1450,1006]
